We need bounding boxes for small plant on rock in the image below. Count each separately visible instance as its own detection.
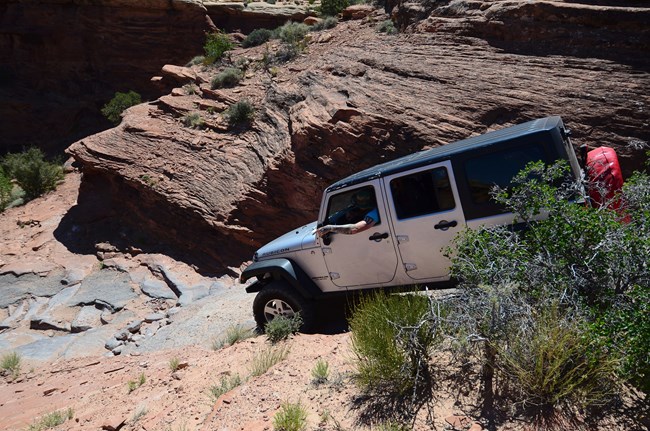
[183,112,205,129]
[1,351,21,379]
[127,372,146,393]
[211,67,243,89]
[265,314,303,343]
[311,16,338,31]
[242,28,274,47]
[203,31,233,64]
[186,55,205,67]
[311,359,329,385]
[101,90,142,124]
[27,408,73,431]
[169,357,180,372]
[377,20,397,34]
[225,100,255,127]
[273,401,307,431]
[278,22,309,45]
[250,345,290,377]
[209,374,242,400]
[319,0,349,16]
[0,148,63,202]
[0,169,12,212]
[213,325,255,350]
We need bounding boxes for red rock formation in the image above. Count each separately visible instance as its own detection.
[68,2,650,274]
[0,0,214,154]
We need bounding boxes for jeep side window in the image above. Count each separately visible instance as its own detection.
[325,186,380,226]
[390,167,455,220]
[464,144,546,205]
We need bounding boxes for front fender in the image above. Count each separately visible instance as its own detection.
[240,258,322,299]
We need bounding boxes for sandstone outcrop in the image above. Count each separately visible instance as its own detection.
[67,1,650,274]
[205,1,313,33]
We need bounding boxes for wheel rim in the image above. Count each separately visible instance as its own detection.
[263,299,296,322]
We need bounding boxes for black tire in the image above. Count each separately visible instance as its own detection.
[252,281,316,333]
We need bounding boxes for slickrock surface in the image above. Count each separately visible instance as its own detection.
[69,1,650,274]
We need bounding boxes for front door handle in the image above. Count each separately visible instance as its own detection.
[434,220,458,231]
[369,232,389,242]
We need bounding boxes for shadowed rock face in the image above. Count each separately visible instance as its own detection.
[67,2,650,274]
[0,0,214,154]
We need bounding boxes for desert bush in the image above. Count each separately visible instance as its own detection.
[377,20,397,34]
[311,16,338,31]
[186,55,205,66]
[209,374,242,400]
[447,160,650,404]
[127,373,146,393]
[250,345,290,377]
[243,28,274,47]
[311,359,329,385]
[1,351,21,378]
[349,291,441,396]
[213,325,256,350]
[204,31,233,64]
[183,112,205,129]
[265,314,303,343]
[27,408,73,431]
[169,357,180,372]
[225,100,255,126]
[211,67,243,89]
[1,148,63,201]
[273,401,307,431]
[0,169,11,211]
[278,22,309,45]
[274,43,301,62]
[320,0,349,16]
[101,90,141,124]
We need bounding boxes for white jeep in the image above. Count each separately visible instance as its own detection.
[240,116,596,331]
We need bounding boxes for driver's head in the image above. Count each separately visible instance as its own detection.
[354,189,374,210]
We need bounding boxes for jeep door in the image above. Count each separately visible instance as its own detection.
[384,161,465,281]
[319,181,399,288]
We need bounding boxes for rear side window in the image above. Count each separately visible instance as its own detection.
[390,167,455,220]
[465,144,546,205]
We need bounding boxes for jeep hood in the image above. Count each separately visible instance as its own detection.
[255,221,318,260]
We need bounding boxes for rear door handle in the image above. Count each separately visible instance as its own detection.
[369,232,389,242]
[434,220,458,231]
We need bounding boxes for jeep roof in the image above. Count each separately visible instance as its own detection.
[327,116,567,192]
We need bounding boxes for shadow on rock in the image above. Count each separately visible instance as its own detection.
[53,170,249,277]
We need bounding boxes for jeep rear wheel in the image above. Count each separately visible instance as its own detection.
[253,282,315,333]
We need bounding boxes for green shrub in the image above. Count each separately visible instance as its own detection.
[278,22,309,45]
[225,100,255,126]
[265,314,303,344]
[1,148,63,201]
[186,55,205,66]
[101,90,141,125]
[27,408,73,431]
[1,351,21,378]
[211,67,243,89]
[250,345,290,377]
[377,20,397,34]
[311,16,338,31]
[243,28,274,47]
[209,374,242,400]
[0,169,12,212]
[127,372,146,393]
[498,303,619,409]
[273,401,307,431]
[320,0,349,16]
[349,292,439,396]
[274,43,301,63]
[213,325,255,349]
[311,359,329,384]
[447,160,650,405]
[169,357,180,372]
[183,112,205,129]
[204,31,233,64]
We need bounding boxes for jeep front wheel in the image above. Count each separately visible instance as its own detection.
[252,282,315,333]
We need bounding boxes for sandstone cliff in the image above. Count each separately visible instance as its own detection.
[0,0,214,153]
[67,0,650,274]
